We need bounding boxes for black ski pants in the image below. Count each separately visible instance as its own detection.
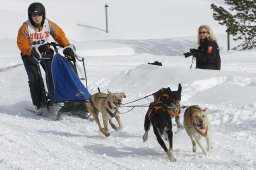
[22,54,54,108]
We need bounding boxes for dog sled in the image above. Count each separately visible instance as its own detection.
[31,42,91,120]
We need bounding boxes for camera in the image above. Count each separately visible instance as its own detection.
[184,52,192,58]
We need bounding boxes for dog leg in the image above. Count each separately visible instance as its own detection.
[109,119,118,130]
[166,149,176,162]
[206,135,213,152]
[101,119,110,137]
[153,125,168,151]
[142,131,149,142]
[152,125,176,161]
[114,114,123,131]
[143,113,151,142]
[167,129,176,162]
[175,116,184,128]
[90,112,104,130]
[189,135,197,152]
[194,135,207,155]
[91,113,109,137]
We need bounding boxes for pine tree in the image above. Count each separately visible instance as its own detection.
[211,0,256,50]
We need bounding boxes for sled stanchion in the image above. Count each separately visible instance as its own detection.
[75,54,88,89]
[82,58,88,88]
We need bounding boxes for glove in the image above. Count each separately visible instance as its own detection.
[190,49,198,55]
[63,45,76,61]
[184,52,192,58]
[31,44,50,60]
[38,44,50,54]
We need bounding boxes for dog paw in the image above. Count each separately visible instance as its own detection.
[203,151,208,156]
[143,132,148,142]
[169,156,176,162]
[115,127,123,131]
[104,132,110,137]
[193,146,197,152]
[207,147,211,152]
[100,128,110,137]
[166,150,176,162]
[110,124,117,129]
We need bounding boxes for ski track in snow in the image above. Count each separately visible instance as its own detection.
[0,64,22,73]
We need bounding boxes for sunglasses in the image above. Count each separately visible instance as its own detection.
[32,12,43,17]
[199,31,208,34]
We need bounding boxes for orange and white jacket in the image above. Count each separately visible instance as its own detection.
[17,19,70,56]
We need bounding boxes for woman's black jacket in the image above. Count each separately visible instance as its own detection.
[193,38,221,70]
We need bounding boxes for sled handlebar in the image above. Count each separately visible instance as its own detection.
[48,42,85,63]
[47,42,61,54]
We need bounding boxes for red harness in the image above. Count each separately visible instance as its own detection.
[147,103,180,119]
[193,124,208,137]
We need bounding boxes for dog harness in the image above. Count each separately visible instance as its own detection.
[193,124,208,137]
[106,101,117,118]
[153,88,170,102]
[147,102,180,119]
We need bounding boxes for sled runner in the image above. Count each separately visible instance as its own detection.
[34,42,91,120]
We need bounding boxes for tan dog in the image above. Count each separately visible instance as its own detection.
[183,105,213,155]
[86,91,126,137]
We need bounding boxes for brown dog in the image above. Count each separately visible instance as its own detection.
[86,91,126,137]
[183,105,213,155]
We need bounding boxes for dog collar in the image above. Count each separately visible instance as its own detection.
[106,107,116,118]
[107,101,118,109]
[193,124,208,137]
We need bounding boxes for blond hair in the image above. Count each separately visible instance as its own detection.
[197,25,217,44]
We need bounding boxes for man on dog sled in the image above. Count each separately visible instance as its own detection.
[17,2,90,118]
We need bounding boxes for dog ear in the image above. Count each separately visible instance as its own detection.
[178,83,182,93]
[167,87,172,92]
[122,93,126,98]
[202,108,207,112]
[107,90,112,94]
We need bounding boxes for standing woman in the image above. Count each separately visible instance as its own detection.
[186,25,221,70]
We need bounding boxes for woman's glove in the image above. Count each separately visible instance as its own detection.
[190,49,198,55]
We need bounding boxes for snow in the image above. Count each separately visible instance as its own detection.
[0,0,256,169]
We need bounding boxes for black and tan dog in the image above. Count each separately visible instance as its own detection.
[183,105,212,155]
[86,91,126,137]
[153,83,183,128]
[142,84,182,161]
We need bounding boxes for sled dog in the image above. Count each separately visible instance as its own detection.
[183,105,213,155]
[143,101,180,162]
[143,93,181,162]
[86,91,126,137]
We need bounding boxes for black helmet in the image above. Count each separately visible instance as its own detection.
[28,2,46,26]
